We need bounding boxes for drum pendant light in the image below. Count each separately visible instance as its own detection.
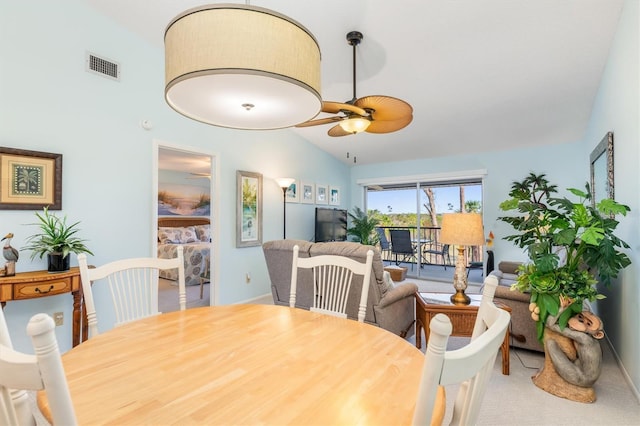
[165,4,322,130]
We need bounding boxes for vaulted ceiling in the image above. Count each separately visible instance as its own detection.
[85,0,624,166]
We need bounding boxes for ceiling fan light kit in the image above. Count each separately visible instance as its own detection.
[296,30,413,137]
[164,4,321,130]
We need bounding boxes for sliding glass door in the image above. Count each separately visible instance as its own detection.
[366,178,483,281]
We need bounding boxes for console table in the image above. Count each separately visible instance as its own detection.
[0,267,84,347]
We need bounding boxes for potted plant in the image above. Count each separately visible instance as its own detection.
[22,207,93,272]
[499,173,631,337]
[498,173,631,399]
[347,207,380,246]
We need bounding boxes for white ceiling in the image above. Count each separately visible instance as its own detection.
[85,0,624,166]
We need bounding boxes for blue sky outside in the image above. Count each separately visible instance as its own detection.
[367,185,482,214]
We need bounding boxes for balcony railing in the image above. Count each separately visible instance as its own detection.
[376,225,484,267]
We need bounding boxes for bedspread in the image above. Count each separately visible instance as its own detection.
[158,242,210,286]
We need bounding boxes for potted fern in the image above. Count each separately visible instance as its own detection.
[22,207,93,272]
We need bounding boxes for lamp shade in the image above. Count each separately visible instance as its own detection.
[339,117,371,134]
[165,4,322,130]
[439,213,484,246]
[275,178,295,189]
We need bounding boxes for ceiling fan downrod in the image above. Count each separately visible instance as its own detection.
[346,31,363,104]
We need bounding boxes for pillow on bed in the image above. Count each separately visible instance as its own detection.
[179,226,199,243]
[158,227,182,244]
[158,226,198,244]
[194,224,211,242]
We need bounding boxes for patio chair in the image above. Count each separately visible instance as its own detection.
[389,229,417,268]
[422,243,451,270]
[375,227,392,261]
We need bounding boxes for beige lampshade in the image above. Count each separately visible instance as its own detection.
[339,117,371,134]
[165,4,321,130]
[275,177,295,189]
[440,213,484,246]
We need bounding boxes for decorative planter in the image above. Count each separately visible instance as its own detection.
[47,252,70,273]
[532,326,599,403]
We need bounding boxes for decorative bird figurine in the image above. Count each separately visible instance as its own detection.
[2,233,18,262]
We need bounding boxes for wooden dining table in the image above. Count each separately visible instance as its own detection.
[39,304,424,425]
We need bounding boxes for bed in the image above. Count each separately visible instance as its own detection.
[157,217,211,286]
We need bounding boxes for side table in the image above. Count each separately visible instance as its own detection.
[0,267,85,347]
[415,291,511,375]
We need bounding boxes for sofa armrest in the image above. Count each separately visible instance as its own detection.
[498,261,522,275]
[378,282,418,309]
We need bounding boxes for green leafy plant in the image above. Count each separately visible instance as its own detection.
[498,173,631,341]
[347,207,380,246]
[22,207,94,259]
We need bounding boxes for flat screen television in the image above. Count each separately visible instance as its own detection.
[314,207,348,242]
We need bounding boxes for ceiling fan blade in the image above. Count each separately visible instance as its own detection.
[322,101,367,117]
[295,116,342,128]
[327,123,353,137]
[354,96,413,121]
[366,116,413,134]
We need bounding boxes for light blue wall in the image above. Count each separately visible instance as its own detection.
[0,0,349,352]
[583,0,639,395]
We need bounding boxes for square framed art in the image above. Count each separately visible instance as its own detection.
[300,181,315,204]
[316,184,328,205]
[0,147,62,210]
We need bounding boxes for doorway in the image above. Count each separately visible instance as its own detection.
[152,141,219,307]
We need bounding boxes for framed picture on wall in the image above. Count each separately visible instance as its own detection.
[300,181,315,204]
[285,179,299,203]
[316,184,328,205]
[329,186,341,206]
[0,147,62,210]
[236,170,262,248]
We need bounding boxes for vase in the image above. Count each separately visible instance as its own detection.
[47,252,70,273]
[532,326,597,403]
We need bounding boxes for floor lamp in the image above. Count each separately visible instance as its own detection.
[439,213,484,305]
[275,178,295,239]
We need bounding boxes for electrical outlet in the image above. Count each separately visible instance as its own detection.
[245,273,251,284]
[53,312,64,326]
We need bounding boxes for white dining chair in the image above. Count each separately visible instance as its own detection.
[290,244,374,322]
[0,306,36,425]
[78,246,185,339]
[412,275,510,426]
[0,313,77,426]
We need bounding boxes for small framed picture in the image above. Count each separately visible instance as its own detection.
[329,186,341,206]
[300,181,315,204]
[236,170,263,248]
[316,184,328,205]
[285,179,299,203]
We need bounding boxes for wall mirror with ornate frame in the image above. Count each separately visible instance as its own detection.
[590,131,614,207]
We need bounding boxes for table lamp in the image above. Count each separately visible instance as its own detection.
[275,178,295,239]
[439,213,484,305]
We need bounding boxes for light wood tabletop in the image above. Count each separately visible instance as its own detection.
[39,304,423,425]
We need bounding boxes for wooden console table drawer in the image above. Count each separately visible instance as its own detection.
[0,267,85,347]
[13,279,72,299]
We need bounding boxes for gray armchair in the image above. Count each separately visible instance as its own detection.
[262,239,418,337]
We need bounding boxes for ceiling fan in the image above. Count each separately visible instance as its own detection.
[296,31,413,137]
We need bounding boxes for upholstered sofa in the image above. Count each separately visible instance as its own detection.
[489,261,544,352]
[262,239,418,338]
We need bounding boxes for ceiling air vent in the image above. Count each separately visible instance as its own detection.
[85,51,120,81]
